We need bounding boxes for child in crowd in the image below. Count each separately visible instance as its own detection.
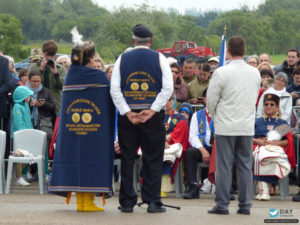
[18,68,29,85]
[11,86,34,186]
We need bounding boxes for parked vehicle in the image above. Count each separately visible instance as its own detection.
[157,40,216,61]
[15,54,70,72]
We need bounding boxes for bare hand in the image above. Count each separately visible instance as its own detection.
[30,99,38,107]
[190,98,199,104]
[40,59,47,72]
[114,142,121,154]
[291,91,300,99]
[199,147,210,163]
[166,134,171,141]
[36,100,45,107]
[265,140,281,146]
[294,134,300,139]
[165,142,170,149]
[126,111,141,125]
[258,139,267,146]
[138,109,156,123]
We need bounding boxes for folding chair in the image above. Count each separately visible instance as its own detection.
[174,159,184,197]
[5,129,47,194]
[197,162,209,184]
[0,130,6,194]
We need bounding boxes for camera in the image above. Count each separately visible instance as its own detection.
[46,59,55,68]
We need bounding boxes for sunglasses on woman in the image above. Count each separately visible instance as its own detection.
[264,103,275,107]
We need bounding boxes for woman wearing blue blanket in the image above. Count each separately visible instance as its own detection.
[49,29,115,212]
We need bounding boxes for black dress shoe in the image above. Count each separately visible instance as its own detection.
[183,183,200,199]
[207,206,229,215]
[147,202,166,213]
[292,191,300,202]
[237,209,250,215]
[118,206,134,213]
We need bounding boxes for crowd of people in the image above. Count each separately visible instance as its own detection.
[0,24,300,214]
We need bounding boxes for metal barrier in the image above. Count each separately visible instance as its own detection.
[191,104,204,113]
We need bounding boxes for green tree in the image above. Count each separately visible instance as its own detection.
[52,19,77,42]
[258,0,300,15]
[0,14,28,60]
[205,35,222,54]
[269,9,296,53]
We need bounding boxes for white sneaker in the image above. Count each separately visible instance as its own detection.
[16,177,30,186]
[200,178,212,194]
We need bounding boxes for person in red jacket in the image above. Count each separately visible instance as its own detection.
[161,96,189,197]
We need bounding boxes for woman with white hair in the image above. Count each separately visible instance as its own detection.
[257,72,293,123]
[247,55,259,67]
[56,55,71,72]
[4,55,18,80]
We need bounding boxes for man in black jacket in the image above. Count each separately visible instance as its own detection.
[274,48,300,85]
[0,55,10,121]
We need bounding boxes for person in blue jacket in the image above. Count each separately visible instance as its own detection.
[12,85,34,186]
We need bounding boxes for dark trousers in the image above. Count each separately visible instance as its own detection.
[293,137,300,186]
[118,111,165,208]
[185,147,211,184]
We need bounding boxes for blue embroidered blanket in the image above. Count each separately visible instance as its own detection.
[49,65,115,193]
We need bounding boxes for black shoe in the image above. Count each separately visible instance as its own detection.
[207,206,229,215]
[147,202,166,213]
[184,184,191,193]
[237,209,250,215]
[292,191,300,202]
[118,206,134,213]
[183,183,200,199]
[230,194,235,201]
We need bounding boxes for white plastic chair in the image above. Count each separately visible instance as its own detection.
[0,130,6,194]
[5,129,47,194]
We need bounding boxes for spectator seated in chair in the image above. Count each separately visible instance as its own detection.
[183,89,214,199]
[160,96,190,198]
[11,86,34,186]
[253,94,296,201]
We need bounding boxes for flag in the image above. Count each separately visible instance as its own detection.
[218,34,226,67]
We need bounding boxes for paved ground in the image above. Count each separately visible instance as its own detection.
[0,182,300,225]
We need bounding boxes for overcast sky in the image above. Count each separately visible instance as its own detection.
[92,0,265,13]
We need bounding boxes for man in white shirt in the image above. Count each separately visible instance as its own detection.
[110,24,173,213]
[183,89,214,199]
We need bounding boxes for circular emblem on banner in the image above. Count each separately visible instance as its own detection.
[72,113,80,123]
[82,113,92,123]
[141,82,149,91]
[131,82,139,91]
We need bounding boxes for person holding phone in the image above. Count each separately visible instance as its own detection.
[187,63,210,104]
[27,69,55,137]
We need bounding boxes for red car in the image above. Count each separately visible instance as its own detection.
[157,40,216,61]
